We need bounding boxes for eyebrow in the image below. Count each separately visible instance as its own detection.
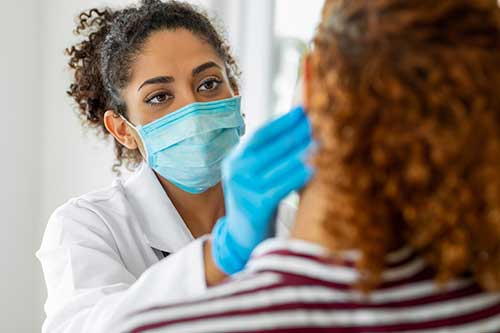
[137,61,222,92]
[138,76,174,91]
[192,61,222,77]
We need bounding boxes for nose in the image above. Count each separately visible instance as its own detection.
[174,84,197,110]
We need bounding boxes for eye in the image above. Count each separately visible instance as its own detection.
[145,92,172,105]
[198,77,223,93]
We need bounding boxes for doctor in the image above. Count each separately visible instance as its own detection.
[36,0,313,332]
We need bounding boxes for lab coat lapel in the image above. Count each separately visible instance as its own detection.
[124,164,195,254]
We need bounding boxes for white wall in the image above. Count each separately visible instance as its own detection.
[0,0,40,332]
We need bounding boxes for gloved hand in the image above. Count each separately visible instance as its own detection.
[211,106,315,275]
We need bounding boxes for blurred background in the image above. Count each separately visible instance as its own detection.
[0,0,324,331]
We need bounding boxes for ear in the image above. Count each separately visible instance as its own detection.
[103,110,139,150]
[302,53,312,110]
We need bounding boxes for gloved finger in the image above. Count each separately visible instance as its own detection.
[264,161,314,202]
[242,106,307,153]
[260,143,315,186]
[246,139,313,191]
[252,114,312,169]
[238,116,312,174]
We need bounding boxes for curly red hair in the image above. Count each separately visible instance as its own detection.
[309,0,500,291]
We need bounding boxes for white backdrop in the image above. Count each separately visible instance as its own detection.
[1,1,40,332]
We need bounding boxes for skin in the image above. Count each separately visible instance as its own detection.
[104,29,232,286]
[292,176,336,251]
[290,54,338,253]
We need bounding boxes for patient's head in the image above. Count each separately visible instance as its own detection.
[299,0,500,291]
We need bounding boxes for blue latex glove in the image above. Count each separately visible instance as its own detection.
[211,106,315,275]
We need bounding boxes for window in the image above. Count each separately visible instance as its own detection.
[272,0,325,116]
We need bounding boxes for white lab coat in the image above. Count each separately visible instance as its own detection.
[36,163,296,333]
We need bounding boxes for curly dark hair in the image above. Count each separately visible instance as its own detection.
[66,0,240,173]
[309,0,500,291]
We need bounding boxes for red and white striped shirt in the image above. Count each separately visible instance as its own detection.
[119,239,500,333]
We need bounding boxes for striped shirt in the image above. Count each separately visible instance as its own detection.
[119,238,500,333]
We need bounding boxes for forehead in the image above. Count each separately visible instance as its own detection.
[130,29,223,81]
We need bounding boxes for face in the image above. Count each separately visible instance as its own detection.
[104,29,237,153]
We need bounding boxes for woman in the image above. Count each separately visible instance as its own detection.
[36,1,313,332]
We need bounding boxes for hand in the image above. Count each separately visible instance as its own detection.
[211,106,315,275]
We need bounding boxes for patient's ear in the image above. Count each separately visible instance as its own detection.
[302,54,312,110]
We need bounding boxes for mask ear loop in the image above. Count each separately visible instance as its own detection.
[118,113,149,164]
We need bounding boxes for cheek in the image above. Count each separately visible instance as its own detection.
[225,75,239,96]
[127,105,158,127]
[221,80,238,98]
[222,85,235,98]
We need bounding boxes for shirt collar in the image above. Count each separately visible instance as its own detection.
[245,238,361,284]
[251,238,331,260]
[250,238,413,264]
[247,238,415,283]
[123,163,194,253]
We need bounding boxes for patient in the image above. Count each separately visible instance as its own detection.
[118,0,500,332]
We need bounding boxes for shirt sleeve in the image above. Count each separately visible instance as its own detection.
[36,201,208,333]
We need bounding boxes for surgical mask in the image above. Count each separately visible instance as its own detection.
[123,96,245,194]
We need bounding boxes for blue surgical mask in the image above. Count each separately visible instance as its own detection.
[123,96,245,194]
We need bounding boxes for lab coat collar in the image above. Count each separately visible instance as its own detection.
[124,163,195,254]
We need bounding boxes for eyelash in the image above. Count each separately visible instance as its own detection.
[145,92,173,105]
[145,77,224,106]
[198,77,223,93]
